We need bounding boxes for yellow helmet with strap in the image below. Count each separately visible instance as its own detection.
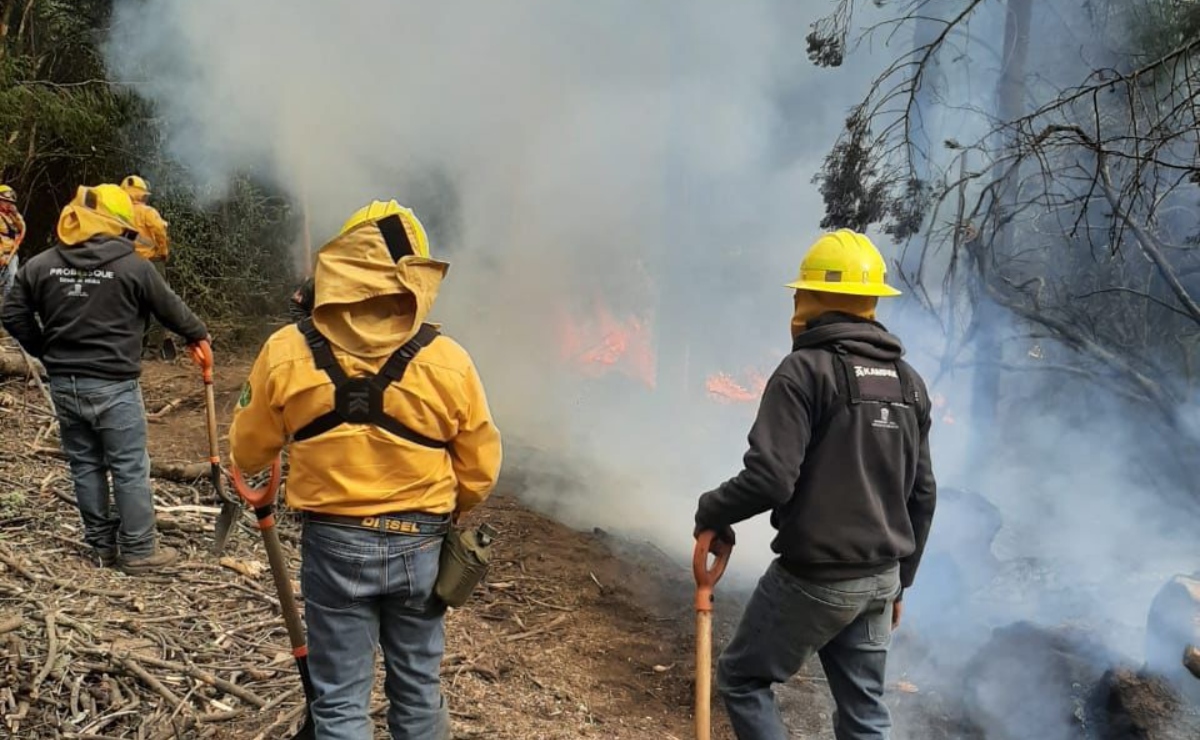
[0,185,16,204]
[338,200,430,258]
[121,175,150,196]
[786,229,901,297]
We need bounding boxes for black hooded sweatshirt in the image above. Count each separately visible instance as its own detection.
[1,236,207,379]
[695,313,937,590]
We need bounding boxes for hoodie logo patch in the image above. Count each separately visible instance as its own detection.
[49,267,113,280]
[854,365,898,379]
[872,404,900,431]
[66,282,88,298]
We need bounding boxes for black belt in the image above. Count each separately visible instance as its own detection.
[305,512,450,536]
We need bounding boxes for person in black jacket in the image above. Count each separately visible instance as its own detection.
[694,229,937,740]
[1,184,209,575]
[288,275,314,323]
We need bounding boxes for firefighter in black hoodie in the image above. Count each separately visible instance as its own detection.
[1,184,209,575]
[694,229,937,740]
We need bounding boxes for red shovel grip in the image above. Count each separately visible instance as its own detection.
[693,530,731,613]
[231,456,283,511]
[189,339,214,383]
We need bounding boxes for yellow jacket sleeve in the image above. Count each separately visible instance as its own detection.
[144,206,170,260]
[450,358,502,516]
[132,205,170,260]
[229,344,288,475]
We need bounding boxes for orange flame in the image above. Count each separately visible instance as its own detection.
[559,301,656,388]
[932,393,956,425]
[706,370,767,404]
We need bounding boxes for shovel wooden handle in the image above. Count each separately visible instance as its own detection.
[696,609,713,740]
[231,458,317,738]
[230,460,304,650]
[693,531,732,740]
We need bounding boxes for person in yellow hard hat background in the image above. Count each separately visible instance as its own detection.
[693,229,937,739]
[120,175,175,359]
[229,199,501,739]
[1,184,209,575]
[0,185,27,301]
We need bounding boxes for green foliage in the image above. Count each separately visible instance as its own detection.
[0,1,138,249]
[0,0,302,345]
[1126,0,1200,62]
[157,176,300,345]
[814,109,928,241]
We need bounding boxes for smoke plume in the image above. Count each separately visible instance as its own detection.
[106,4,1197,719]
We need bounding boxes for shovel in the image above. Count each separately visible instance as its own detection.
[188,340,240,555]
[231,456,316,740]
[693,530,731,740]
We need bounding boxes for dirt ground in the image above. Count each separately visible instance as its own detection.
[4,355,1192,738]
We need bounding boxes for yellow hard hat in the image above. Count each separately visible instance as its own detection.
[87,183,136,225]
[338,199,430,258]
[785,229,901,297]
[0,185,16,203]
[121,175,150,196]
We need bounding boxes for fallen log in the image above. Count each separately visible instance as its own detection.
[147,397,187,423]
[32,446,210,482]
[150,461,210,482]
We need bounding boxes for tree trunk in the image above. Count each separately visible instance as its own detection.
[903,3,949,278]
[967,0,1032,473]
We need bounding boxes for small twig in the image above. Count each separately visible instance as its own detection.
[0,543,128,598]
[29,607,58,699]
[0,614,21,634]
[114,653,183,709]
[504,613,570,643]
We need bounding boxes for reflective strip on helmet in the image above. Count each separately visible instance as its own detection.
[802,268,875,285]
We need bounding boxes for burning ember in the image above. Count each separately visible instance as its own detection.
[706,370,767,404]
[559,301,656,388]
[932,393,956,425]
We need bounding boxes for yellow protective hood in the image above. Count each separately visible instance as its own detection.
[57,185,136,247]
[790,289,878,338]
[311,220,449,358]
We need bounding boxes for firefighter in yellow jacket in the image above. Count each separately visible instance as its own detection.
[229,200,502,739]
[120,176,174,358]
[0,185,27,300]
[120,176,169,262]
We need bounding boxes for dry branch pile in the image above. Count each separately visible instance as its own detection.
[0,364,309,739]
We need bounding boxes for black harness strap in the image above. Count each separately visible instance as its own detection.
[292,319,448,449]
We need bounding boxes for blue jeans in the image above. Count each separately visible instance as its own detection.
[1,253,17,300]
[49,377,156,559]
[301,518,450,740]
[718,561,902,740]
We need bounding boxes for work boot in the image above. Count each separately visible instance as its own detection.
[119,546,178,575]
[94,548,118,568]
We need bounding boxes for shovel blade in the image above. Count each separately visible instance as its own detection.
[211,501,239,555]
